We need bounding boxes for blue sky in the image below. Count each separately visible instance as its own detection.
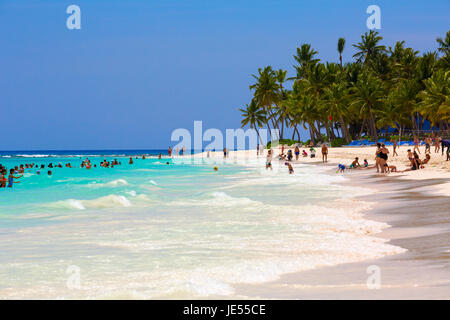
[0,0,448,150]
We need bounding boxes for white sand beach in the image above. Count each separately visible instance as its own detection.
[194,146,450,299]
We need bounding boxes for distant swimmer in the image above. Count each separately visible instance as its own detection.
[214,166,218,171]
[158,153,162,159]
[129,157,133,164]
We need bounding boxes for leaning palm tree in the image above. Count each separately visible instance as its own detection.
[353,30,386,65]
[337,37,345,67]
[239,100,267,145]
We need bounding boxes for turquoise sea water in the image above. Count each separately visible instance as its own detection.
[0,153,404,299]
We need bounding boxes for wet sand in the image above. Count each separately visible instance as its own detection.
[235,168,450,299]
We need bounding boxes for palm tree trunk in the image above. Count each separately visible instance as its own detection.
[359,118,366,139]
[340,117,350,143]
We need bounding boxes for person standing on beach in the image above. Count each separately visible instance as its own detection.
[168,147,172,157]
[321,144,328,163]
[294,146,300,160]
[379,144,389,173]
[223,148,227,158]
[257,143,259,156]
[375,143,382,173]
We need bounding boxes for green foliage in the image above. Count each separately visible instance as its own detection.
[241,30,450,143]
[330,138,346,147]
[266,139,299,148]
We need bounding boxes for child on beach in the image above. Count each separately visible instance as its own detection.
[363,159,369,168]
[349,157,360,169]
[302,150,308,157]
[310,148,316,158]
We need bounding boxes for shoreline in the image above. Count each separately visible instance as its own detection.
[196,147,450,299]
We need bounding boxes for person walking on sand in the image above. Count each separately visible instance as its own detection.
[321,144,328,163]
[425,136,432,154]
[413,136,421,154]
[434,136,441,153]
[392,139,398,156]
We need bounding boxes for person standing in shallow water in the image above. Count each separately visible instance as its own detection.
[129,157,133,164]
[8,169,23,188]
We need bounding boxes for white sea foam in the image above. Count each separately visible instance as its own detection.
[48,195,132,210]
[87,179,129,188]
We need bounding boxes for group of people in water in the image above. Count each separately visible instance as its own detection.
[0,154,169,189]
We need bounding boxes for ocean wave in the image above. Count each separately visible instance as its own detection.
[87,179,129,188]
[47,195,132,210]
[167,191,263,209]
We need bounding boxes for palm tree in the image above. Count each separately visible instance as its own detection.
[323,82,350,142]
[436,30,450,56]
[353,30,386,65]
[275,69,288,138]
[337,38,345,67]
[350,71,384,141]
[249,66,280,137]
[419,70,450,129]
[239,100,267,145]
[293,44,319,79]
